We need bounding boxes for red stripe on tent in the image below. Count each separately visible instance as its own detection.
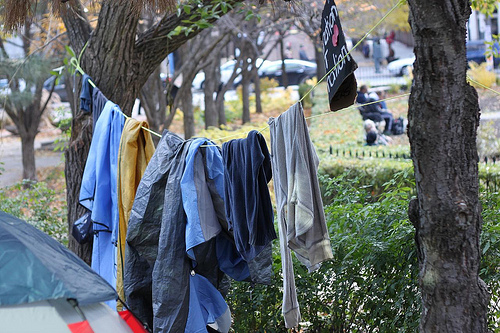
[67,320,94,333]
[119,310,148,333]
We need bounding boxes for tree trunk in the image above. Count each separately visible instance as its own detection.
[241,75,251,124]
[182,86,195,138]
[216,97,226,126]
[315,42,326,79]
[65,111,94,265]
[204,53,219,128]
[20,132,36,181]
[251,58,262,114]
[140,66,167,136]
[279,37,289,88]
[406,0,489,331]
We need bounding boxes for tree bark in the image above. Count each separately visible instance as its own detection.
[251,57,262,114]
[65,111,94,265]
[279,37,289,88]
[20,132,36,181]
[314,42,326,79]
[204,52,219,128]
[407,0,489,331]
[241,74,251,124]
[181,85,195,139]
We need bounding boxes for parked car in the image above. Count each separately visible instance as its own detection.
[258,59,317,86]
[192,58,272,90]
[387,56,415,76]
[0,78,27,96]
[466,40,500,68]
[43,76,68,102]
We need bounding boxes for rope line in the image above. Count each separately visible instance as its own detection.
[468,76,500,96]
[199,92,411,147]
[69,50,162,138]
[298,0,406,104]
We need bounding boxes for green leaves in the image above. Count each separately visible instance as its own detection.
[168,0,236,39]
[0,180,68,245]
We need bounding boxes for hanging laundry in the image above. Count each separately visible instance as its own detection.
[268,102,334,328]
[125,132,231,332]
[116,118,155,310]
[181,139,272,285]
[80,74,93,113]
[79,100,125,310]
[79,74,109,128]
[222,130,276,266]
[181,139,248,282]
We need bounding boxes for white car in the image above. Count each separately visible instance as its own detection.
[192,58,271,90]
[387,56,415,76]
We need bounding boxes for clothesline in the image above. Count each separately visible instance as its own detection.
[196,92,411,147]
[468,76,500,96]
[69,57,163,138]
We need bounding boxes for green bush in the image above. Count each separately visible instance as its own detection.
[228,167,500,331]
[228,170,420,332]
[0,180,68,245]
[480,190,500,331]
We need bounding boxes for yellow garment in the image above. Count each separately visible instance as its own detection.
[116,119,155,310]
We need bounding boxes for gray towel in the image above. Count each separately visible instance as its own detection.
[268,102,333,328]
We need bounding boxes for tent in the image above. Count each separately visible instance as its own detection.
[0,211,146,333]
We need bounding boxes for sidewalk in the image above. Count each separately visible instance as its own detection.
[0,130,64,187]
[352,40,415,66]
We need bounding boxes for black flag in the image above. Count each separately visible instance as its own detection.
[321,0,358,111]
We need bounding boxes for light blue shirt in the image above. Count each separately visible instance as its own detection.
[79,100,125,308]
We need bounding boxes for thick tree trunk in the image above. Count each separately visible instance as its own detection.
[65,111,94,265]
[407,0,489,331]
[216,97,226,126]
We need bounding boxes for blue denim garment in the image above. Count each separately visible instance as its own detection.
[79,100,125,309]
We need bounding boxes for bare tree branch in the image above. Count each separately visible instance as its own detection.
[134,0,244,79]
[58,0,92,56]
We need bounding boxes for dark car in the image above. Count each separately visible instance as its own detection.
[43,76,69,102]
[467,40,500,68]
[259,59,317,86]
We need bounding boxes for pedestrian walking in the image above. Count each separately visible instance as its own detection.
[372,38,383,73]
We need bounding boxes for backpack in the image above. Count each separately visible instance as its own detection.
[391,117,405,135]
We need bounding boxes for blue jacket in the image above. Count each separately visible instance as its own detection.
[79,101,125,309]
